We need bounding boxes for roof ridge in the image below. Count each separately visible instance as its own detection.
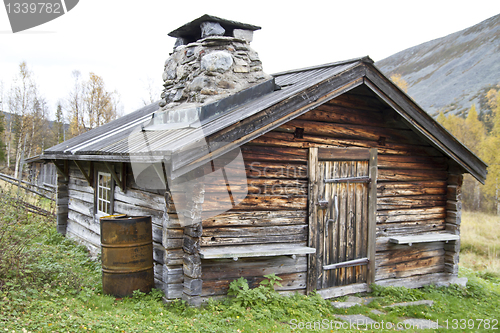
[271,56,373,77]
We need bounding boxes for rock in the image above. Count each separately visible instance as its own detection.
[371,309,384,315]
[217,80,234,89]
[331,302,360,309]
[174,38,186,49]
[189,76,211,91]
[233,66,250,73]
[233,29,253,42]
[172,88,185,102]
[201,88,218,95]
[334,314,377,325]
[345,296,363,303]
[201,21,225,38]
[382,300,434,308]
[201,51,233,73]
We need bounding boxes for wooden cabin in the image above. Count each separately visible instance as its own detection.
[34,15,487,305]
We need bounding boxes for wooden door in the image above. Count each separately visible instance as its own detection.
[307,147,377,297]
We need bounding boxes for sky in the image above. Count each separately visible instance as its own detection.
[1,0,500,120]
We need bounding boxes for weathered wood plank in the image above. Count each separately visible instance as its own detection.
[376,237,443,252]
[68,210,100,235]
[378,169,448,182]
[249,131,441,157]
[377,220,446,236]
[203,210,307,228]
[318,147,370,161]
[68,197,94,218]
[377,195,447,210]
[377,181,447,197]
[201,233,307,246]
[68,188,94,204]
[201,272,306,296]
[66,219,100,249]
[201,254,307,280]
[201,194,307,212]
[203,225,308,238]
[374,273,462,289]
[241,146,308,163]
[114,187,165,211]
[377,207,446,223]
[199,243,315,259]
[297,103,385,128]
[113,200,164,226]
[389,233,459,245]
[165,248,184,266]
[245,161,308,179]
[375,255,444,280]
[279,119,424,145]
[378,155,447,170]
[307,148,318,294]
[376,248,445,267]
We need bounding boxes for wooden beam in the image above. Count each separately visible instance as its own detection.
[74,160,93,187]
[307,147,319,294]
[323,257,369,271]
[367,148,377,285]
[52,160,68,181]
[104,161,124,192]
[389,233,459,246]
[199,244,315,259]
[325,176,371,183]
[318,147,370,161]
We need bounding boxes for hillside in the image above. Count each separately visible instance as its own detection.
[376,14,500,116]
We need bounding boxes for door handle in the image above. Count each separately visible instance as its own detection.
[326,195,338,238]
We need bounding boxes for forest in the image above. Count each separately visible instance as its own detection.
[0,61,126,179]
[436,86,500,213]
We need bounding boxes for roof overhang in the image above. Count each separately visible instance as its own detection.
[36,57,487,184]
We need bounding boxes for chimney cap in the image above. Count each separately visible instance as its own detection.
[168,14,261,42]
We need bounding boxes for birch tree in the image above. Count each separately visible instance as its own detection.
[67,71,119,138]
[7,62,44,178]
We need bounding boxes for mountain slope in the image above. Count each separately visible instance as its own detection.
[376,14,500,116]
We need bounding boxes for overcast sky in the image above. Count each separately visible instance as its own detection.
[1,0,499,119]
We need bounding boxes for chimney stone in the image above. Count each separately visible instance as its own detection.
[200,21,225,38]
[159,15,271,114]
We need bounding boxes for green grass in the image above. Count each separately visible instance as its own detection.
[1,200,499,332]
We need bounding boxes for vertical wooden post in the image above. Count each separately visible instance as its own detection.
[366,148,377,285]
[55,161,69,235]
[180,172,205,307]
[445,164,463,276]
[307,147,319,294]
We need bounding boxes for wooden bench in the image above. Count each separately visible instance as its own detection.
[199,243,316,260]
[389,233,459,246]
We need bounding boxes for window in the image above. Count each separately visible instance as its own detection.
[97,171,112,215]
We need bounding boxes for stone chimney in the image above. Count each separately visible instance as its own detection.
[159,15,273,113]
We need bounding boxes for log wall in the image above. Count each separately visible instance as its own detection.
[198,90,454,298]
[61,88,461,300]
[64,162,168,292]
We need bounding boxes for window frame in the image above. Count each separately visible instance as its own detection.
[95,170,114,217]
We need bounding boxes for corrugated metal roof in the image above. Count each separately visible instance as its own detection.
[44,58,361,158]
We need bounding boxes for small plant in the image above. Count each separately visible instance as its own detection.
[227,274,283,308]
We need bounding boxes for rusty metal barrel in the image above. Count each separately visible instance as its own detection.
[100,215,154,297]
